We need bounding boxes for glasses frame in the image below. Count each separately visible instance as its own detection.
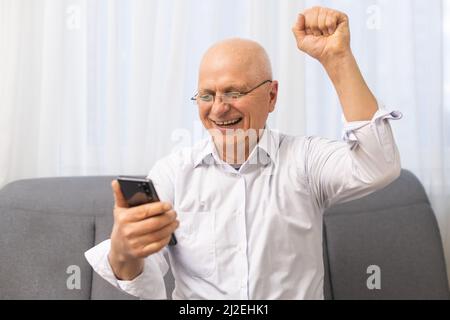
[190,79,273,105]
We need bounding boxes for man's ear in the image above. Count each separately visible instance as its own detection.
[269,81,279,113]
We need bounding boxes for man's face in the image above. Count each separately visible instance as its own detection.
[197,52,278,148]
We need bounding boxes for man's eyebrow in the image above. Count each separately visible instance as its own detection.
[223,84,247,92]
[199,84,247,94]
[198,89,214,95]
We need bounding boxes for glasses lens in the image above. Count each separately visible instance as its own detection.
[223,93,241,103]
[192,92,244,106]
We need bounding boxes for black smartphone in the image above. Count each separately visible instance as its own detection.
[117,175,177,246]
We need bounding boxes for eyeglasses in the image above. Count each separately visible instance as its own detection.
[190,80,272,106]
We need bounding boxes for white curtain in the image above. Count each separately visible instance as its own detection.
[1,0,449,283]
[0,0,304,180]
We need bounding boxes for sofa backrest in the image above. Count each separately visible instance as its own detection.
[0,176,134,299]
[0,170,448,299]
[323,170,450,299]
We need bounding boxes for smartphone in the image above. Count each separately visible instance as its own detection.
[117,175,177,246]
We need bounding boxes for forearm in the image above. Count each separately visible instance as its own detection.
[322,52,378,122]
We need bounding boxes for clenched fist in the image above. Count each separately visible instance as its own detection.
[292,6,351,65]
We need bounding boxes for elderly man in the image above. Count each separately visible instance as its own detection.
[85,7,401,299]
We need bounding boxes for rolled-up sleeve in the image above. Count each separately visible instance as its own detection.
[304,104,402,209]
[84,239,169,299]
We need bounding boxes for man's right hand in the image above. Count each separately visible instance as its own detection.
[108,180,179,281]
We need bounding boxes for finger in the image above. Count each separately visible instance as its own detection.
[127,201,173,222]
[335,12,349,33]
[305,7,321,36]
[134,220,179,245]
[292,13,306,40]
[141,235,173,257]
[318,7,329,36]
[112,180,129,209]
[336,10,348,24]
[131,210,177,236]
[325,11,337,35]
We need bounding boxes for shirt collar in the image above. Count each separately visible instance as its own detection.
[256,126,279,163]
[193,135,217,168]
[193,127,280,169]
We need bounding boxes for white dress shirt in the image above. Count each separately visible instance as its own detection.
[85,106,402,300]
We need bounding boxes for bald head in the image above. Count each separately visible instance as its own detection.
[196,38,279,155]
[199,38,273,84]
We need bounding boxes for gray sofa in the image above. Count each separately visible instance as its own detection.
[0,170,448,299]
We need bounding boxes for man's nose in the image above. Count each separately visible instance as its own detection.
[210,96,230,115]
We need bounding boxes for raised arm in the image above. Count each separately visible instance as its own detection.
[292,6,378,122]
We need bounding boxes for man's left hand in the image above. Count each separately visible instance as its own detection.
[292,6,351,66]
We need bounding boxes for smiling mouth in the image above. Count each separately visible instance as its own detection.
[211,118,243,127]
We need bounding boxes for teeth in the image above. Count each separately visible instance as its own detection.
[214,118,241,126]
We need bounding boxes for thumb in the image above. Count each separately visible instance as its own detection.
[335,13,350,34]
[111,180,129,208]
[292,13,306,41]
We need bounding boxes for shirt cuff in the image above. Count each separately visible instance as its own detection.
[342,104,402,148]
[116,252,169,299]
[84,239,169,299]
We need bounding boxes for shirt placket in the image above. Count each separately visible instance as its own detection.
[235,172,249,299]
[223,162,250,300]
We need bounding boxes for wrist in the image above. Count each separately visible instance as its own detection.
[321,50,359,84]
[320,49,355,73]
[108,251,144,281]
